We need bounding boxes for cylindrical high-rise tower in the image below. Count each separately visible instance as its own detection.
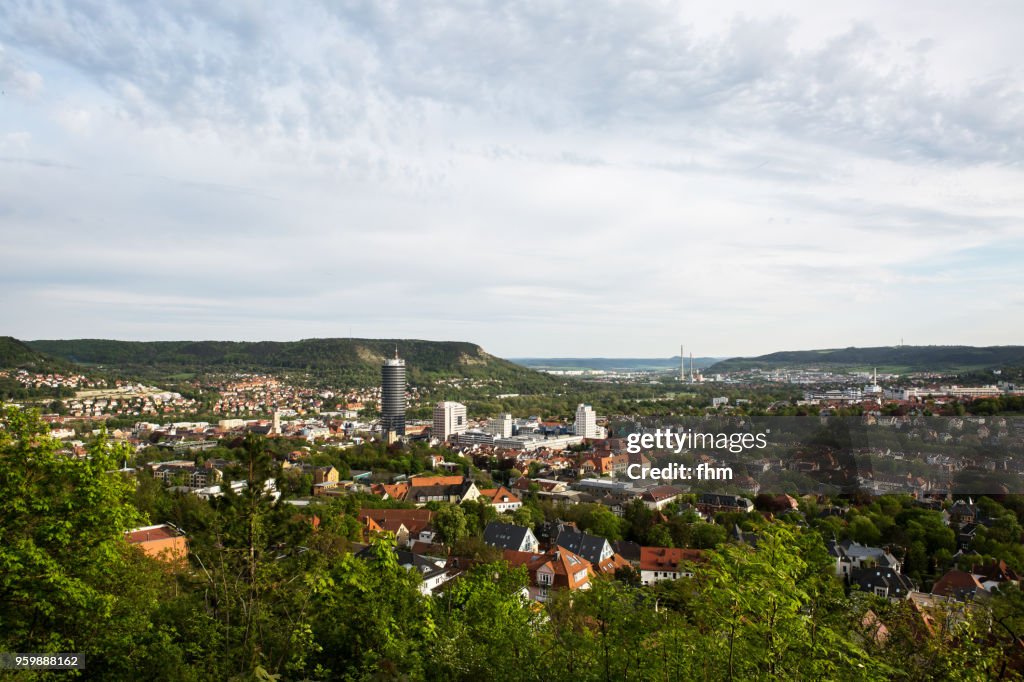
[380,349,407,437]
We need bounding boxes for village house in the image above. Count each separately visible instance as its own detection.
[503,547,593,602]
[639,546,705,585]
[477,486,523,513]
[483,521,540,553]
[125,524,188,563]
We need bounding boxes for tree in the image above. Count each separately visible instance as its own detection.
[434,504,469,545]
[428,562,540,679]
[0,407,167,670]
[582,507,625,541]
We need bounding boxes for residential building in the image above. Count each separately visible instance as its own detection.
[697,493,754,514]
[483,522,540,553]
[826,539,902,578]
[850,566,916,601]
[639,547,705,585]
[400,476,481,506]
[552,524,628,574]
[503,547,593,602]
[358,509,435,547]
[125,524,188,563]
[477,486,522,513]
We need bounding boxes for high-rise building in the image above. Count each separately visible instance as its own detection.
[486,413,513,439]
[380,349,407,437]
[433,401,467,441]
[574,403,603,439]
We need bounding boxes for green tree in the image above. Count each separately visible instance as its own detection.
[434,504,469,545]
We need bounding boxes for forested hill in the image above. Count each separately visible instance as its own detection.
[0,336,73,372]
[25,337,556,388]
[710,345,1024,373]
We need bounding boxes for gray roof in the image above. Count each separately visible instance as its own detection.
[483,522,534,550]
[553,525,610,566]
[850,566,915,598]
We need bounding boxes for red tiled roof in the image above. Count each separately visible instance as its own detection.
[639,546,705,572]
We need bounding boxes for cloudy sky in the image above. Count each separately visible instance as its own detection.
[1,1,1022,358]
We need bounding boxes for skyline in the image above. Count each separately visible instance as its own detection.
[2,1,1023,357]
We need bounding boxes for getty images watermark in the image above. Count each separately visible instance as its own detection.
[623,428,769,481]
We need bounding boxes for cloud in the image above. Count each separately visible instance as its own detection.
[0,1,1022,355]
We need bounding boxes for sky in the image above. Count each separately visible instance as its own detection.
[1,1,1023,358]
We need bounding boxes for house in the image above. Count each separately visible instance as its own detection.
[612,540,642,566]
[931,569,986,601]
[394,550,459,596]
[369,482,409,501]
[313,465,339,485]
[697,493,753,514]
[152,462,223,488]
[503,547,592,602]
[949,499,980,524]
[639,546,705,585]
[477,486,523,513]
[849,566,916,601]
[358,509,434,547]
[971,560,1021,591]
[356,545,458,596]
[826,539,901,578]
[641,486,684,510]
[552,524,628,574]
[125,524,188,563]
[405,480,481,506]
[957,522,979,551]
[483,522,540,553]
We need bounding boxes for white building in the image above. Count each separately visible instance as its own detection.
[573,403,604,439]
[432,401,468,441]
[486,413,514,438]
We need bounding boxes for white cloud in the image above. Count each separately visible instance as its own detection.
[0,1,1022,356]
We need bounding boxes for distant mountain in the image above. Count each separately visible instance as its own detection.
[26,337,554,388]
[709,345,1024,373]
[0,336,72,372]
[513,356,720,372]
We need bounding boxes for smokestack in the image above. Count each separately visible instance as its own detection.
[680,345,685,381]
[690,352,694,382]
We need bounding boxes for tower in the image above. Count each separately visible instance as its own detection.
[680,344,685,382]
[380,347,407,437]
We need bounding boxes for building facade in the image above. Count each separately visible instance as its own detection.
[380,352,407,437]
[433,401,467,441]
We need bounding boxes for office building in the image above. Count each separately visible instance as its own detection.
[433,401,467,441]
[381,349,407,437]
[486,412,513,439]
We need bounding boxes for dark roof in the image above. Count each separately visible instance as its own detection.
[699,493,752,509]
[483,522,534,550]
[612,540,642,563]
[553,525,610,566]
[850,566,915,598]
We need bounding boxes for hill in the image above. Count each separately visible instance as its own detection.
[26,337,555,389]
[0,336,73,372]
[513,356,720,372]
[709,345,1024,373]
